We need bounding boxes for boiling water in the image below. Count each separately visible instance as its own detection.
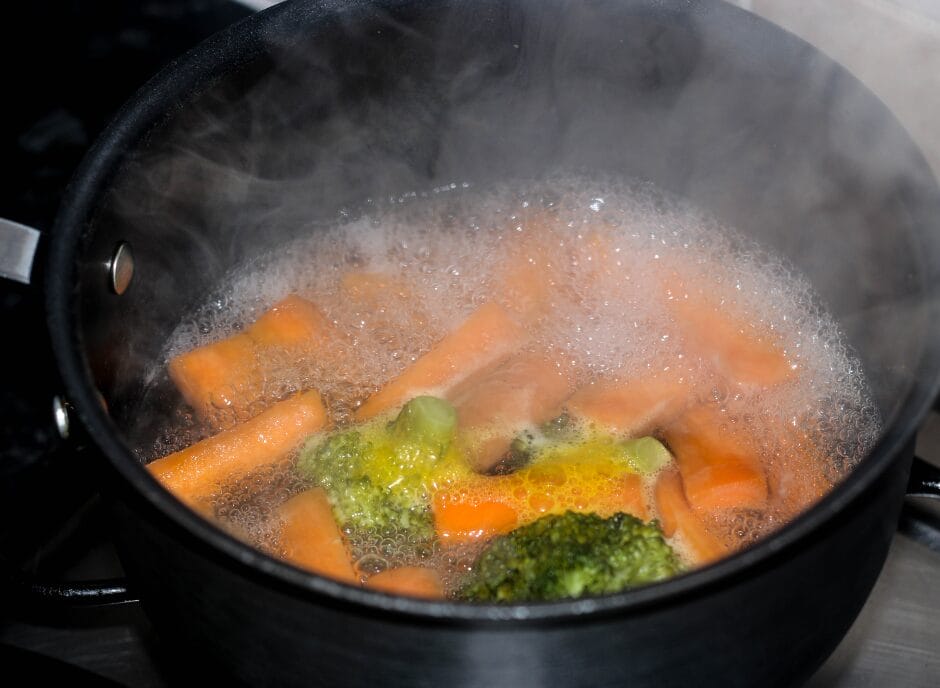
[144,175,881,587]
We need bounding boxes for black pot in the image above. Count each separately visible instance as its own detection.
[9,0,940,685]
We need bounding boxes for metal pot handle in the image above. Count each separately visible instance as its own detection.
[899,456,940,553]
[0,219,136,607]
[3,538,138,611]
[2,498,138,610]
[9,574,136,607]
[907,456,940,498]
[0,218,41,285]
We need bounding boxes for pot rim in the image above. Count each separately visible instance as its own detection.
[45,0,940,625]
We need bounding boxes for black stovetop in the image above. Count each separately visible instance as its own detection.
[1,2,937,685]
[0,2,252,683]
[0,0,254,565]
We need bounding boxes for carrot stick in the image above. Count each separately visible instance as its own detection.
[654,471,680,539]
[663,404,768,512]
[432,496,520,543]
[364,567,445,599]
[654,468,728,565]
[168,333,261,423]
[275,488,359,584]
[490,214,560,325]
[354,302,526,421]
[566,369,692,436]
[169,294,331,423]
[433,462,648,545]
[341,272,412,305]
[579,229,619,285]
[448,353,573,472]
[247,294,332,348]
[661,271,794,388]
[340,272,430,355]
[764,414,832,516]
[147,390,327,506]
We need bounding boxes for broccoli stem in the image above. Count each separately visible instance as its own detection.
[296,396,460,544]
[618,436,673,474]
[389,396,458,454]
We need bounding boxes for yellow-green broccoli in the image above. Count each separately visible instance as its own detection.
[297,396,459,541]
[508,413,673,475]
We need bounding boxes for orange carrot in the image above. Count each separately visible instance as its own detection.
[448,353,573,472]
[354,302,526,421]
[247,294,331,349]
[654,471,680,539]
[577,227,622,288]
[340,272,429,355]
[168,333,261,423]
[566,369,692,436]
[341,272,412,305]
[490,214,560,325]
[147,390,327,506]
[275,488,359,584]
[764,414,831,516]
[612,473,649,521]
[654,469,728,565]
[365,567,445,599]
[169,294,331,422]
[661,271,794,388]
[433,463,648,545]
[432,496,520,543]
[663,404,768,512]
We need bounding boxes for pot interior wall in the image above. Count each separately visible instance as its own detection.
[71,0,940,453]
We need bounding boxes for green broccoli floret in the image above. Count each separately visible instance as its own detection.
[459,511,683,602]
[297,396,458,542]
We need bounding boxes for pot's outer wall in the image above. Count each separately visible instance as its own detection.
[112,446,910,687]
[46,0,940,686]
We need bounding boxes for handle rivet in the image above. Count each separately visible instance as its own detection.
[109,241,134,295]
[52,396,70,440]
